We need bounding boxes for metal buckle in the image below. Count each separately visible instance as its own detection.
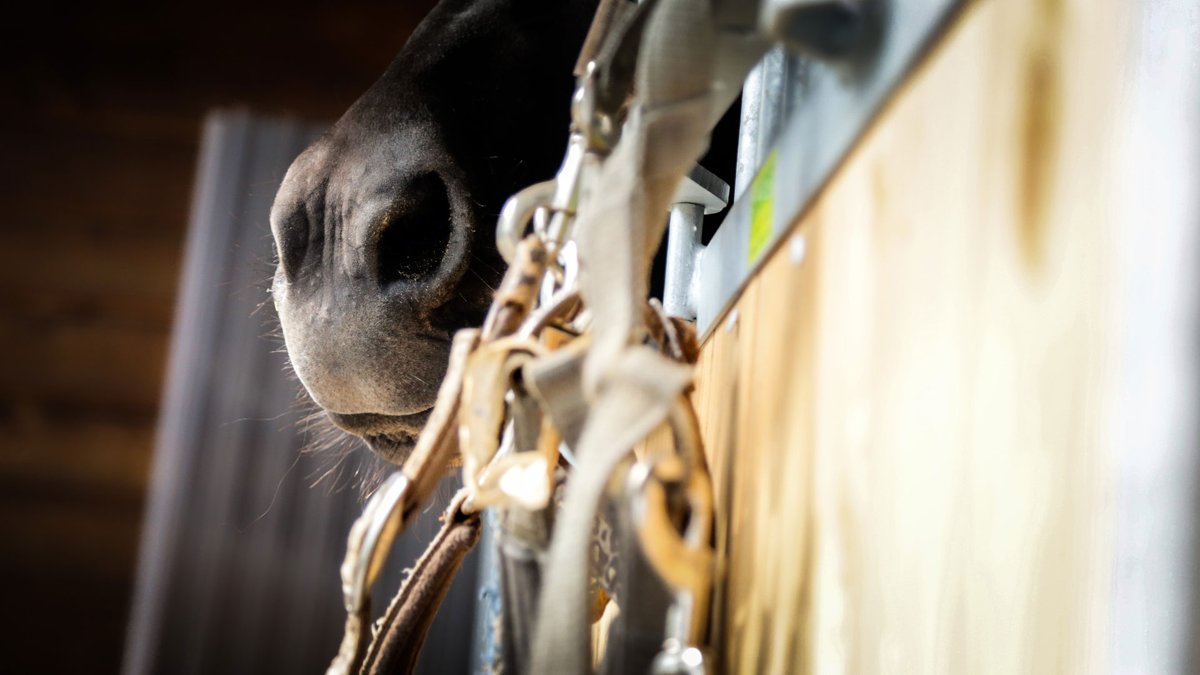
[339,472,411,613]
[459,338,558,513]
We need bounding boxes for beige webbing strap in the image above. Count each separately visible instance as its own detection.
[522,338,591,450]
[574,0,635,77]
[575,7,718,398]
[529,0,732,671]
[530,348,692,674]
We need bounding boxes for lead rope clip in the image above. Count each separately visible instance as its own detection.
[629,395,716,674]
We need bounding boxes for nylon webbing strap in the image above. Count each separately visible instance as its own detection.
[574,0,635,77]
[576,1,718,399]
[530,349,692,674]
[529,0,729,671]
[523,339,590,450]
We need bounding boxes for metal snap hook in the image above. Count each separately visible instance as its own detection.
[628,395,716,669]
[496,180,557,265]
[340,472,412,613]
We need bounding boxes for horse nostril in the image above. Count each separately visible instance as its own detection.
[272,207,310,283]
[376,173,454,287]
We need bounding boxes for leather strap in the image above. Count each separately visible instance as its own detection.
[327,330,479,675]
[360,490,482,675]
[399,329,481,517]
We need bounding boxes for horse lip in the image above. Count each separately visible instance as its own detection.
[326,409,432,437]
[363,430,419,465]
[326,409,432,465]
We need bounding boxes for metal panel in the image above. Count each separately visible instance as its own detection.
[1111,1,1200,672]
[697,0,968,337]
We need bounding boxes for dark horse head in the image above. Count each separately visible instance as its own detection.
[270,0,598,463]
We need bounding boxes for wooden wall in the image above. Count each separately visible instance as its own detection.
[0,3,434,672]
[692,0,1145,671]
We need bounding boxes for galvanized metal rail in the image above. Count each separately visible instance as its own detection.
[693,0,968,338]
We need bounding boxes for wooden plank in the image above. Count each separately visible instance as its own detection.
[689,0,1134,671]
[3,3,438,127]
[0,401,155,494]
[0,286,177,334]
[0,231,184,301]
[0,315,170,415]
[0,475,144,580]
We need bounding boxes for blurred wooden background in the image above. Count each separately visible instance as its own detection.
[0,3,435,671]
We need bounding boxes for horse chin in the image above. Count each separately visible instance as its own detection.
[363,431,419,465]
[325,408,433,465]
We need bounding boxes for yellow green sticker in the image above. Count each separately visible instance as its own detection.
[748,150,777,263]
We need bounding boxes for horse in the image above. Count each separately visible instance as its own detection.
[269,0,600,463]
[271,0,741,466]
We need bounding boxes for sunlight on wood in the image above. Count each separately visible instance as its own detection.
[677,0,1135,671]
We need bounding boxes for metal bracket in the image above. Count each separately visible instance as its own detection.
[696,0,968,338]
[665,165,730,320]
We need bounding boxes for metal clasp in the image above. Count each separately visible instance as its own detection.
[458,337,559,513]
[339,472,412,613]
[496,61,616,270]
[629,396,716,673]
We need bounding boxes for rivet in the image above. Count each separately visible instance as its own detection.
[790,234,807,265]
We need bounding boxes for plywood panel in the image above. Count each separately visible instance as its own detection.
[692,0,1132,671]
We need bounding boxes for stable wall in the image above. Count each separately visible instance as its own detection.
[686,0,1188,671]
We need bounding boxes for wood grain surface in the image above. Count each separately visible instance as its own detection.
[687,0,1134,671]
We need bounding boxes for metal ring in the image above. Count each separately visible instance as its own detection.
[496,179,557,264]
[340,472,410,612]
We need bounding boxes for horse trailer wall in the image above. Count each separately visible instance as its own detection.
[659,0,1200,672]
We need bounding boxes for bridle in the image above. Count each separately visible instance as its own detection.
[325,1,769,672]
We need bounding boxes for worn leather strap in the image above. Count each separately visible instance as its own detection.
[360,490,482,675]
[327,330,480,675]
[329,235,553,675]
[399,328,481,519]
